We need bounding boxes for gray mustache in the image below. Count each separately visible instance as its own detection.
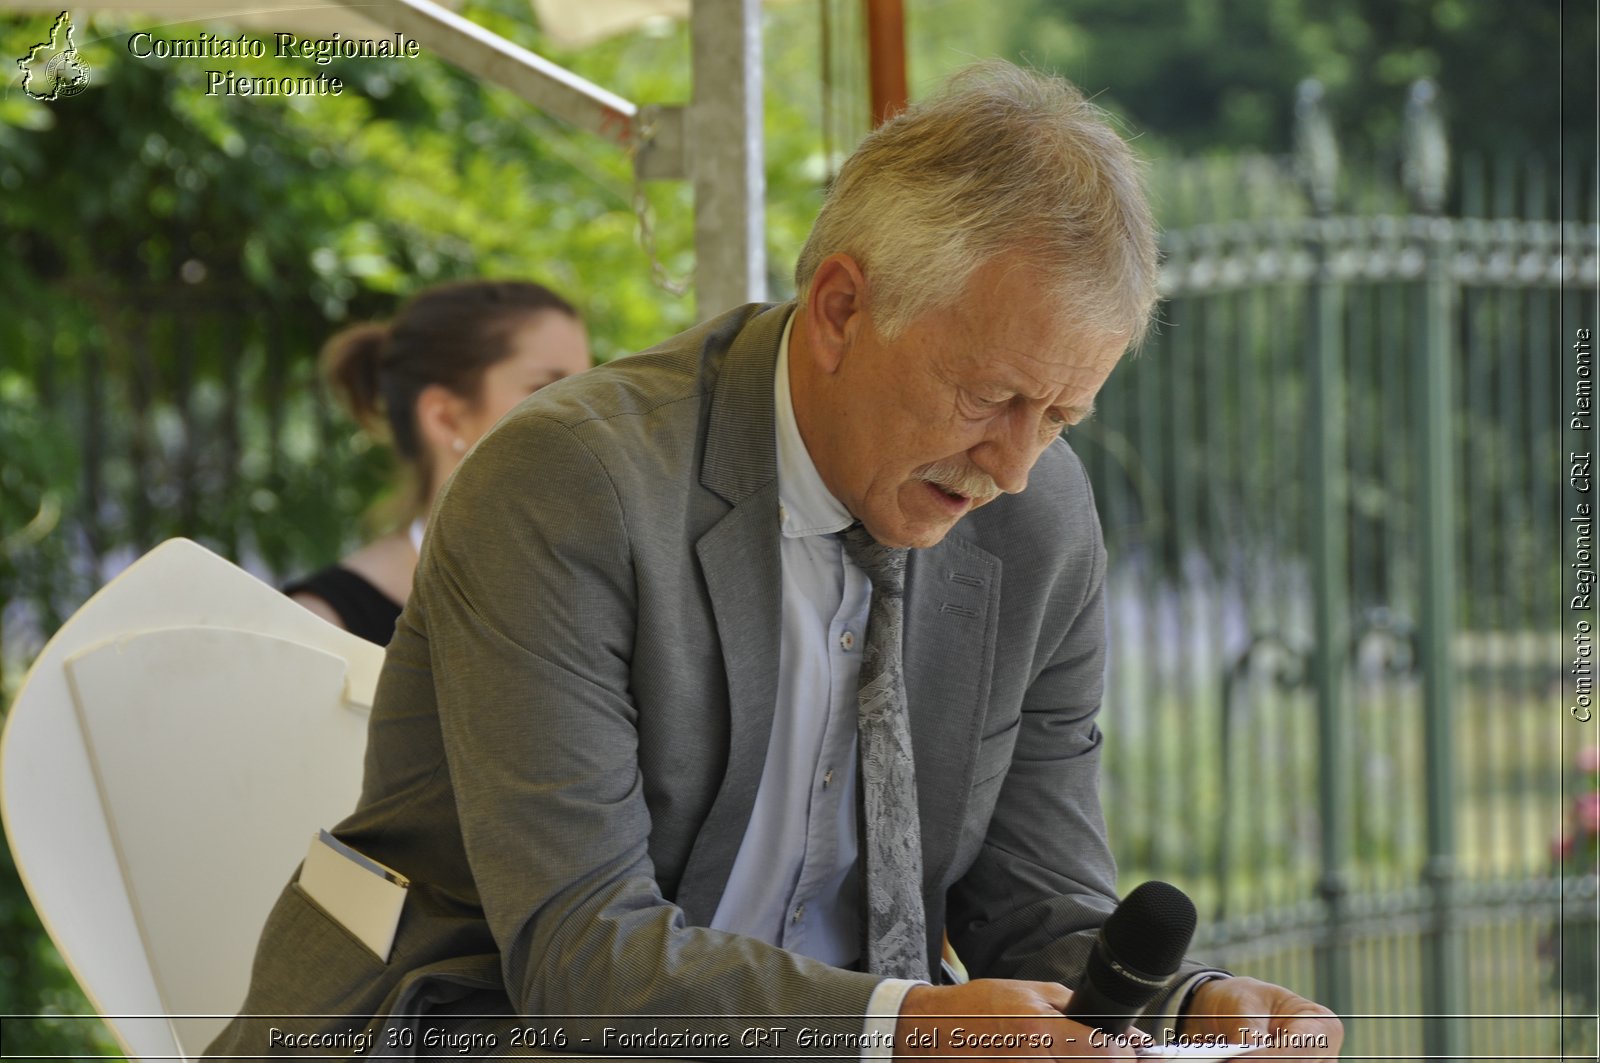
[915,463,1001,503]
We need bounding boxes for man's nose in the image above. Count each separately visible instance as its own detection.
[971,411,1044,495]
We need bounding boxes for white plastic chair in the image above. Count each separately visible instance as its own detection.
[0,538,386,1060]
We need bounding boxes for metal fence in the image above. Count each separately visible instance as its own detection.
[1,285,390,684]
[1079,81,1600,1060]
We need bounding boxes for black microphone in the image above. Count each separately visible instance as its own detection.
[1062,880,1198,1035]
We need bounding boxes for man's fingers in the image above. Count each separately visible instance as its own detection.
[1180,977,1343,1059]
[1024,980,1074,1012]
[1244,1005,1344,1060]
[896,980,1136,1059]
[1280,1008,1344,1059]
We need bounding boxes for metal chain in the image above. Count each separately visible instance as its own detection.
[630,108,691,298]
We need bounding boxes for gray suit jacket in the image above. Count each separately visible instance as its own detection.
[209,302,1171,1059]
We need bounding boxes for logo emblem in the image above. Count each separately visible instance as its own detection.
[17,11,92,101]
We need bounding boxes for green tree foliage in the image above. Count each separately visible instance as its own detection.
[1001,0,1589,162]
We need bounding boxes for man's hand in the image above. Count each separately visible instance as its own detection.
[1179,976,1343,1060]
[894,980,1142,1061]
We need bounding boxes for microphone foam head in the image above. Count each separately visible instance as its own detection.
[1102,880,1197,979]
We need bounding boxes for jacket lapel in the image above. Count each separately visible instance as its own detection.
[675,304,790,927]
[903,533,1002,891]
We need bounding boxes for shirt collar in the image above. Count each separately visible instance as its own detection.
[775,311,854,539]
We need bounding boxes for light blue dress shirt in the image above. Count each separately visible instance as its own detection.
[709,312,919,1051]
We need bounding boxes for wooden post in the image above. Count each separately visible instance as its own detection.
[863,0,907,127]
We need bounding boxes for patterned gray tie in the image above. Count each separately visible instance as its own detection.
[841,522,930,982]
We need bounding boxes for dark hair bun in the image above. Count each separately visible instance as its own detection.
[320,321,390,433]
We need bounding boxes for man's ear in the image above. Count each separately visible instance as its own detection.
[802,253,869,375]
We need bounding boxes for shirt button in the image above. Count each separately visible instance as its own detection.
[792,904,805,923]
[823,769,834,788]
[840,631,856,651]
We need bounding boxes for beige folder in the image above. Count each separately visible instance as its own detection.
[298,829,408,962]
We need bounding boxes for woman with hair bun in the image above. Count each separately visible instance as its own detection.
[285,279,591,644]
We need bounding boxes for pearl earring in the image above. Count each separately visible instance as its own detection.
[452,438,466,454]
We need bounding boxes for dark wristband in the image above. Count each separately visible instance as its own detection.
[1177,973,1231,1021]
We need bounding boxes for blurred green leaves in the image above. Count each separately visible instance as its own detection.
[1001,0,1587,166]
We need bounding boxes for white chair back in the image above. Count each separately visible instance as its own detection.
[1,539,385,1060]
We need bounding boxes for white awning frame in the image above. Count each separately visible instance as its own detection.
[339,0,768,316]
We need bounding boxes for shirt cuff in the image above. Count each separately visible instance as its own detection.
[1135,970,1230,1043]
[861,978,925,1061]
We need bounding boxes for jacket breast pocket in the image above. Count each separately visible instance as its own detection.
[950,719,1020,873]
[972,719,1020,788]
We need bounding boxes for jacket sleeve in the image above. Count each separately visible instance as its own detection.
[941,447,1223,1023]
[414,411,884,1054]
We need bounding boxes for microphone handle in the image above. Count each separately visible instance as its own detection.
[1060,979,1145,1036]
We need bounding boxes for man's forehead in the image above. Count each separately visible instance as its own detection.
[945,308,1128,387]
[946,265,1123,357]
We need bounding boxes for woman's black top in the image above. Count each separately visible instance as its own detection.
[282,566,403,646]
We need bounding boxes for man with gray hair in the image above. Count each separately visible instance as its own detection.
[212,61,1341,1061]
